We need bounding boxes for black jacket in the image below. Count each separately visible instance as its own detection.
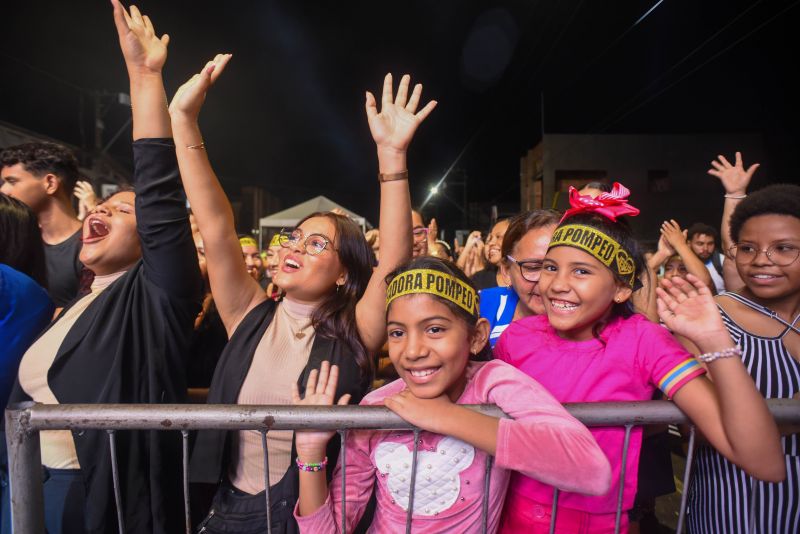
[190,299,372,490]
[9,139,203,533]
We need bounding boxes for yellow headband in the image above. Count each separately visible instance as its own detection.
[386,268,479,316]
[269,233,287,247]
[239,236,258,248]
[549,224,636,287]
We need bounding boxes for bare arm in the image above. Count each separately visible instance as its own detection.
[111,0,171,140]
[168,55,265,336]
[355,74,437,351]
[658,275,785,482]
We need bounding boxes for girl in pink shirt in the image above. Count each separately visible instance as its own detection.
[494,183,785,533]
[292,257,612,533]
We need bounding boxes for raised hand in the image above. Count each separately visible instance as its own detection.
[292,362,352,457]
[660,219,688,250]
[74,180,98,221]
[111,0,169,75]
[656,274,727,340]
[169,54,232,122]
[427,217,439,249]
[366,74,437,154]
[707,151,760,196]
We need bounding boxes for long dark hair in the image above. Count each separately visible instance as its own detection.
[385,256,492,361]
[0,193,47,287]
[297,211,375,378]
[553,212,647,339]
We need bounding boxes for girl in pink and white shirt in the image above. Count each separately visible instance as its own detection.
[292,257,611,533]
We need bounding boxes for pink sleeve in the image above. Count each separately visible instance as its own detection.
[481,361,612,496]
[294,430,376,533]
[637,321,706,398]
[493,329,511,362]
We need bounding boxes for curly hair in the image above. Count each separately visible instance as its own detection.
[0,142,80,197]
[729,184,800,243]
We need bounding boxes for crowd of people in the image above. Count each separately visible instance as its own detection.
[0,2,797,533]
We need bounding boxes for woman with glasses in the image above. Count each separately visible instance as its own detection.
[686,182,800,534]
[479,210,561,347]
[167,51,436,532]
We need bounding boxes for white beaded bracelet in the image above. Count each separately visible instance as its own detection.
[697,345,741,363]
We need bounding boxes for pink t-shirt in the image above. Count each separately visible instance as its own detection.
[493,313,705,514]
[294,359,611,533]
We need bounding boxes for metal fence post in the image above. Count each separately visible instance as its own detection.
[4,402,45,534]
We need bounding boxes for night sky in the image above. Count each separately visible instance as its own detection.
[2,0,798,232]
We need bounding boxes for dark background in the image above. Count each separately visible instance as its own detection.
[2,0,797,236]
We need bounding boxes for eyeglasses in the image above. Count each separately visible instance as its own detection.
[506,255,544,282]
[412,227,429,242]
[730,243,800,266]
[279,228,337,256]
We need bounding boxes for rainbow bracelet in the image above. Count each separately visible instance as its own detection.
[296,456,328,472]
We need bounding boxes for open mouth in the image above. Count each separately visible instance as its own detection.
[83,217,110,243]
[282,257,302,273]
[550,299,578,312]
[406,367,441,384]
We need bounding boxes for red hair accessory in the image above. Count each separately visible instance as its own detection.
[560,182,640,223]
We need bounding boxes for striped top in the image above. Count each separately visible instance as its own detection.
[688,293,800,534]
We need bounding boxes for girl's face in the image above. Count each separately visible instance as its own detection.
[485,220,509,266]
[272,216,347,305]
[500,224,557,315]
[663,257,688,280]
[736,214,800,301]
[387,293,489,402]
[539,245,632,341]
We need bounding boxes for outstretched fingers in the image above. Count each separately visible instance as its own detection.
[111,0,132,34]
[365,91,378,122]
[406,83,422,113]
[395,74,411,107]
[415,99,438,122]
[381,73,393,108]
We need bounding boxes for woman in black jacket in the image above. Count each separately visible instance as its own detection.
[167,49,436,532]
[6,3,202,532]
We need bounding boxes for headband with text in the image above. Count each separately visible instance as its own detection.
[269,233,288,247]
[386,268,479,316]
[548,224,637,287]
[239,236,258,248]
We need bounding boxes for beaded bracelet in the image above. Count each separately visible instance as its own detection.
[296,456,328,472]
[697,345,742,363]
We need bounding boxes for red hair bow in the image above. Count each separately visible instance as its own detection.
[560,182,640,223]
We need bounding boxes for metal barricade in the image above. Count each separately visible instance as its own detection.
[5,399,798,534]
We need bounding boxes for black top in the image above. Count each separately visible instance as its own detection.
[471,265,499,290]
[44,229,83,307]
[9,139,203,534]
[190,298,372,494]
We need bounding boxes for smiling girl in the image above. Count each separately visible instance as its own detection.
[494,183,785,533]
[292,257,611,533]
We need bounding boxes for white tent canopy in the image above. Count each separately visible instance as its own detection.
[258,195,372,247]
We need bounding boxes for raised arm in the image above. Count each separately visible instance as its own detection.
[168,55,266,335]
[657,275,785,482]
[708,152,759,254]
[355,74,436,351]
[661,219,714,291]
[112,0,201,299]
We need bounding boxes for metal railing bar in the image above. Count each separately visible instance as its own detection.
[19,399,799,431]
[261,430,272,534]
[481,454,493,533]
[549,488,559,534]
[107,430,126,534]
[614,424,633,534]
[675,425,696,534]
[340,430,347,534]
[405,429,421,534]
[181,430,191,534]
